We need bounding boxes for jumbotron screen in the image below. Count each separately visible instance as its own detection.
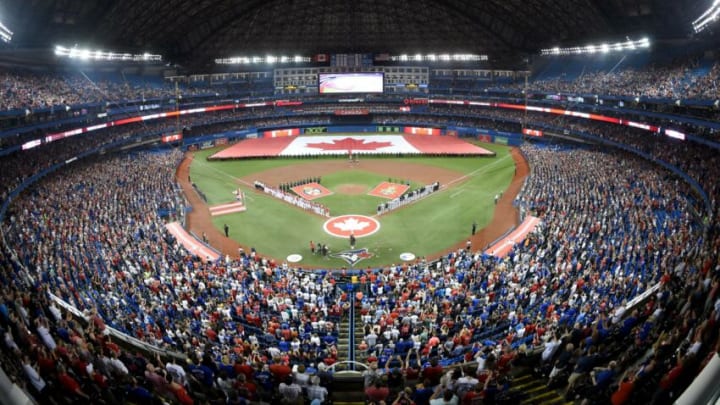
[318,72,384,94]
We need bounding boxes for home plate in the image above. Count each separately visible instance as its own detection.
[399,252,416,261]
[286,254,303,263]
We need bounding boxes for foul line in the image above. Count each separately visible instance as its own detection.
[450,189,465,199]
[186,157,255,203]
[444,154,513,188]
[192,153,515,219]
[190,159,254,188]
[373,154,514,217]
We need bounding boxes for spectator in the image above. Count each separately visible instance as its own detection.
[429,387,459,405]
[307,375,329,403]
[278,376,303,404]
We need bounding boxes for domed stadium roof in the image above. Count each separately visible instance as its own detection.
[0,0,709,66]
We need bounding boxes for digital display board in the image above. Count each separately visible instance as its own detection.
[318,72,384,94]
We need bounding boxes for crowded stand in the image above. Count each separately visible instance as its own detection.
[0,110,334,204]
[0,69,179,111]
[2,62,718,117]
[0,114,717,405]
[525,62,715,100]
[1,60,720,131]
[0,69,244,113]
[0,124,154,204]
[1,148,347,403]
[355,144,717,404]
[0,60,718,405]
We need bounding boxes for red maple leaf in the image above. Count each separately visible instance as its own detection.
[305,137,393,151]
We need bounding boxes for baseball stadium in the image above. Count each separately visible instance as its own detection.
[0,1,718,404]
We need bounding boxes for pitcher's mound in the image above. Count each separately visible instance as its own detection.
[336,184,367,195]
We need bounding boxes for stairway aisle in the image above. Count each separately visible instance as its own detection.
[353,310,368,365]
[336,313,351,364]
[509,372,574,405]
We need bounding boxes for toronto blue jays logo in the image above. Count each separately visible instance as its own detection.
[303,187,323,196]
[380,185,397,196]
[330,248,374,266]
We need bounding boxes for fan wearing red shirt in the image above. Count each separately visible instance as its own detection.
[234,373,257,400]
[233,357,255,381]
[462,383,485,405]
[421,357,444,387]
[57,364,90,399]
[365,379,390,403]
[268,359,292,384]
[659,356,685,391]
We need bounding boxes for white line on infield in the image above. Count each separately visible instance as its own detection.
[450,189,466,199]
[372,154,514,217]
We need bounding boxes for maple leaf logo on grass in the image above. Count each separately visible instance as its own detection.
[306,137,393,151]
[333,217,370,233]
[323,215,381,238]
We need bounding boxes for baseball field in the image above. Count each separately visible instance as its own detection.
[184,139,518,268]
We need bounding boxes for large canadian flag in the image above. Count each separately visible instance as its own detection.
[278,135,419,156]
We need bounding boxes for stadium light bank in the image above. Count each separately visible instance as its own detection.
[215,55,311,64]
[392,53,487,62]
[692,0,720,33]
[0,19,13,43]
[54,45,162,62]
[540,37,650,56]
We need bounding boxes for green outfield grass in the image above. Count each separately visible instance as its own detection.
[189,141,516,268]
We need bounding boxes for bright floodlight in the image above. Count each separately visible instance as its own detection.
[693,0,720,32]
[541,37,651,56]
[0,20,13,43]
[214,55,310,64]
[54,45,162,62]
[385,53,487,62]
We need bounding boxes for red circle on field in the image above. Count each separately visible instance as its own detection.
[323,215,380,238]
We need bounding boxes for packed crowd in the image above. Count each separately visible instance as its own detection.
[1,149,349,403]
[0,120,182,204]
[0,104,297,152]
[0,60,717,116]
[353,144,717,404]
[0,68,277,113]
[0,70,176,111]
[2,60,717,118]
[0,137,715,404]
[0,110,334,204]
[520,60,720,101]
[0,85,718,404]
